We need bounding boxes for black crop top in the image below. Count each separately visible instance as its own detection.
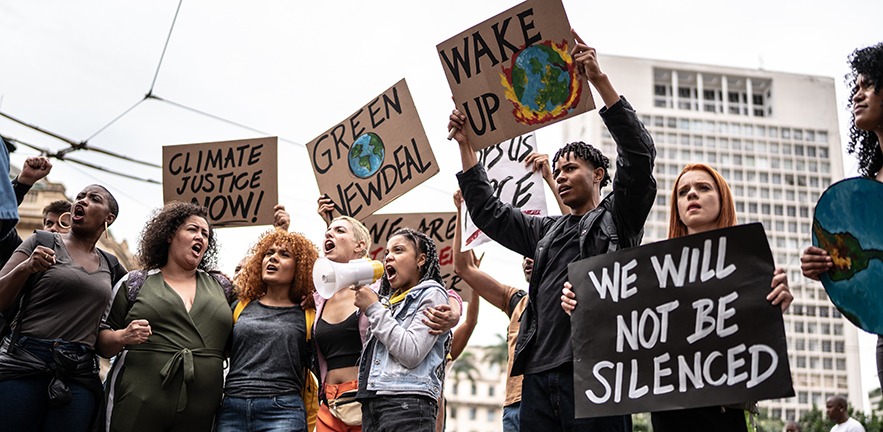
[315,310,362,370]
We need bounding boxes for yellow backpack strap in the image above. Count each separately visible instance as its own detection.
[232,299,250,324]
[304,307,315,342]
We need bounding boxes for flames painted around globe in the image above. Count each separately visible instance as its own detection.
[499,40,583,125]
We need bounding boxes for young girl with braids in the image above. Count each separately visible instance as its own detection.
[352,228,451,432]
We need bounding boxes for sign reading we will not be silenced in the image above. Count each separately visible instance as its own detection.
[361,212,472,299]
[162,137,278,227]
[437,0,594,151]
[462,133,548,251]
[568,223,794,418]
[306,79,439,219]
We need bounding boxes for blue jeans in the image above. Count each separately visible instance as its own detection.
[520,363,632,432]
[362,395,437,432]
[215,393,307,432]
[0,337,98,432]
[503,402,521,432]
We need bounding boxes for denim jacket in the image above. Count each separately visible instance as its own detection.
[361,279,450,400]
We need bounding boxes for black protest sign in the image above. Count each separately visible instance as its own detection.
[162,137,278,227]
[568,223,793,418]
[360,212,471,298]
[306,79,439,219]
[436,0,594,151]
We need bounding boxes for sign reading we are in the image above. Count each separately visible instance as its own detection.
[361,212,472,298]
[437,0,594,150]
[307,79,438,219]
[162,137,278,227]
[568,223,794,418]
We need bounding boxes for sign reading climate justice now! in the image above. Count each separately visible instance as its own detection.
[462,133,547,251]
[306,79,438,219]
[568,223,793,418]
[436,0,594,151]
[360,212,472,299]
[162,137,278,227]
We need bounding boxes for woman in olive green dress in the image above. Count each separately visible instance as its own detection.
[97,202,233,432]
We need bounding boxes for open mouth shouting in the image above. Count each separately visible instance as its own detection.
[324,239,336,255]
[557,184,572,198]
[71,204,86,223]
[385,264,398,284]
[191,242,204,258]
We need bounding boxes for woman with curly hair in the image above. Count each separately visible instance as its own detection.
[352,227,451,431]
[802,42,883,389]
[215,229,318,432]
[98,201,232,432]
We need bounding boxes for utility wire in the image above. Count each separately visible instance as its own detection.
[149,0,184,95]
[148,94,305,147]
[2,136,161,185]
[84,98,146,141]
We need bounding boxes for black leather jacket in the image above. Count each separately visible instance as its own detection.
[457,97,657,375]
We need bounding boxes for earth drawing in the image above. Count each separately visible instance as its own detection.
[499,40,583,125]
[813,177,883,334]
[348,132,385,179]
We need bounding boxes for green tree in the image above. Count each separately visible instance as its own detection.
[450,350,480,386]
[482,334,509,372]
[755,407,785,432]
[631,412,651,432]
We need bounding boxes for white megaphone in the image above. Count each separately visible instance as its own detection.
[313,257,384,299]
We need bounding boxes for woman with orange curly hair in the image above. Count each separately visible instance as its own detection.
[215,229,318,432]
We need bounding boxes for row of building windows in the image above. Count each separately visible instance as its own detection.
[449,405,498,422]
[642,114,829,143]
[450,382,495,397]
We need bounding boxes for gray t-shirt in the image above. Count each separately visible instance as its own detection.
[224,300,307,397]
[13,233,112,347]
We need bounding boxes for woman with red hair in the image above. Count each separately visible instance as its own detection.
[562,163,792,430]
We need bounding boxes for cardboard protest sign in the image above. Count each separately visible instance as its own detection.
[462,133,547,250]
[162,137,278,227]
[361,212,471,298]
[568,223,793,418]
[437,0,594,151]
[306,79,439,219]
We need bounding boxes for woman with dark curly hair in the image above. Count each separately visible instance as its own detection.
[98,201,232,432]
[215,229,318,432]
[352,227,451,431]
[0,184,125,432]
[802,42,883,390]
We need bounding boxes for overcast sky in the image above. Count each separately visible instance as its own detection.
[1,0,881,406]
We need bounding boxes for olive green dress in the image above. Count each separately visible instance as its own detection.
[104,269,233,432]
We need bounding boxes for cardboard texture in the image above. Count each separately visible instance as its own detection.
[162,136,278,227]
[568,223,794,417]
[306,79,439,219]
[437,0,594,150]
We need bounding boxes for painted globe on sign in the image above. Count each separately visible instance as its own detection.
[510,44,571,112]
[812,177,883,333]
[347,132,385,179]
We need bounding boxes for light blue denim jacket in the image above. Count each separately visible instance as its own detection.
[362,279,450,400]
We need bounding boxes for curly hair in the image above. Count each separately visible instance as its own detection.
[846,42,883,177]
[234,230,318,308]
[668,164,737,239]
[379,228,443,297]
[552,141,611,188]
[136,201,218,271]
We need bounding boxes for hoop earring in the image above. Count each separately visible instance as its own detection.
[57,212,72,230]
[104,221,108,239]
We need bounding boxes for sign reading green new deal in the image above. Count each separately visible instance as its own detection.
[307,79,439,218]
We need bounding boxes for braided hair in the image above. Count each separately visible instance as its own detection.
[846,43,883,177]
[378,228,443,296]
[552,141,611,188]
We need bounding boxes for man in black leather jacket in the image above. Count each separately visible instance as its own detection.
[448,33,656,432]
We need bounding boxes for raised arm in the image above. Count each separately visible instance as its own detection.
[450,290,479,361]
